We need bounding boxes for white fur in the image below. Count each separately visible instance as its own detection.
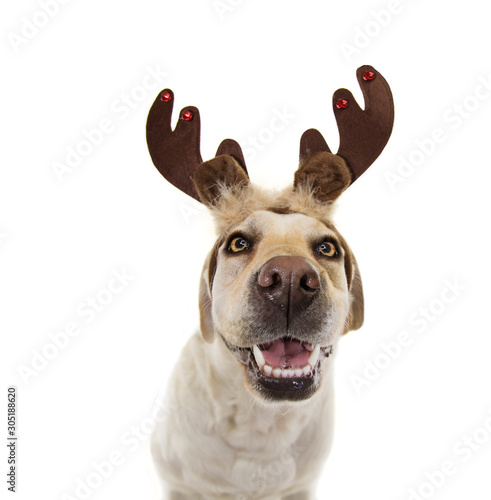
[151,199,354,500]
[151,333,338,499]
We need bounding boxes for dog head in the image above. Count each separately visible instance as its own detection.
[194,153,363,402]
[147,66,393,402]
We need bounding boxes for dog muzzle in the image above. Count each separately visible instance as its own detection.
[222,335,333,402]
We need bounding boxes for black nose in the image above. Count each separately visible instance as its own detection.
[257,256,320,312]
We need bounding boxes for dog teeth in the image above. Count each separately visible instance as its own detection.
[308,344,321,367]
[252,344,321,379]
[252,345,265,368]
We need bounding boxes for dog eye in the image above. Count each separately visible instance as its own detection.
[229,237,250,253]
[317,241,338,258]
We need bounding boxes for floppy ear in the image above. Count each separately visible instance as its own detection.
[194,154,250,207]
[199,263,215,343]
[198,240,223,343]
[294,151,352,204]
[344,251,364,334]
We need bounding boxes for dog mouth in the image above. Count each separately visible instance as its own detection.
[252,340,332,378]
[222,336,333,401]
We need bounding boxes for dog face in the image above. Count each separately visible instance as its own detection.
[199,204,364,402]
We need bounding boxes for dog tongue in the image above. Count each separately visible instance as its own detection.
[260,339,311,369]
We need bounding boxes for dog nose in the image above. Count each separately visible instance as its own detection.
[257,256,320,310]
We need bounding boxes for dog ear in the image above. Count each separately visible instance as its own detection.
[343,250,364,334]
[199,265,215,343]
[198,240,223,343]
[194,154,250,207]
[294,151,352,203]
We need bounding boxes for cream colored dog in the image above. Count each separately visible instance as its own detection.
[146,66,394,499]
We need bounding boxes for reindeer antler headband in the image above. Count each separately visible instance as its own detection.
[146,65,394,203]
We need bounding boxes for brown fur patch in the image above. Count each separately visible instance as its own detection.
[267,205,295,215]
[208,236,224,293]
[345,256,364,332]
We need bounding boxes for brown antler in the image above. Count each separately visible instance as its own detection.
[146,89,248,201]
[299,65,394,184]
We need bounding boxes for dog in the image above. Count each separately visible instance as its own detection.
[146,65,394,499]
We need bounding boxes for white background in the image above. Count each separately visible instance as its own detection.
[2,1,491,499]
